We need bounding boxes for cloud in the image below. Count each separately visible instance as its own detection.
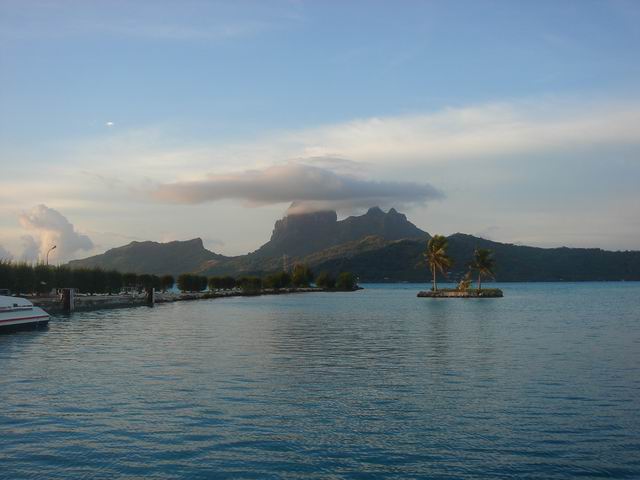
[18,205,94,263]
[104,19,271,41]
[50,97,640,189]
[153,162,444,213]
[3,95,639,255]
[0,245,13,261]
[0,3,295,42]
[20,235,39,262]
[295,156,368,174]
[286,99,640,164]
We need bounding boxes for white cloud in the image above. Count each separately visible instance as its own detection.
[0,244,13,261]
[2,95,640,254]
[20,235,39,262]
[18,205,94,263]
[283,99,640,164]
[0,2,296,42]
[51,97,640,188]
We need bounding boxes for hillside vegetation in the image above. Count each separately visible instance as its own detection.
[67,208,640,282]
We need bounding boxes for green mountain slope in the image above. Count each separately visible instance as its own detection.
[67,208,640,282]
[199,235,398,277]
[68,238,226,275]
[311,234,640,282]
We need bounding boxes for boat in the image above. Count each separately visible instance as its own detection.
[0,295,50,331]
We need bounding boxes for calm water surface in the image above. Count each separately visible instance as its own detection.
[1,283,639,479]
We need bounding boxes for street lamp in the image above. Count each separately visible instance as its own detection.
[46,245,57,265]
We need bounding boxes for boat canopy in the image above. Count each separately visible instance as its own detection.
[0,296,34,310]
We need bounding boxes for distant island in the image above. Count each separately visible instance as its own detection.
[419,235,503,298]
[68,207,640,282]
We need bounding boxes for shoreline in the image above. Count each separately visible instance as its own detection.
[31,287,360,315]
[417,288,503,298]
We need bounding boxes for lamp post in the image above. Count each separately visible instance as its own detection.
[46,245,57,266]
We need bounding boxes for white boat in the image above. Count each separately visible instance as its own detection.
[0,296,50,331]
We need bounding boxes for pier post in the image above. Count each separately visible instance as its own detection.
[62,288,75,313]
[145,287,155,306]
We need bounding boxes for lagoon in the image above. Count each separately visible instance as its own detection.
[1,283,639,479]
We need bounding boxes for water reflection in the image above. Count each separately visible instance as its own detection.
[1,283,639,479]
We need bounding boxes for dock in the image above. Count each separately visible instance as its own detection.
[30,287,343,315]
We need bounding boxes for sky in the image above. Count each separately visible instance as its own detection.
[1,0,639,262]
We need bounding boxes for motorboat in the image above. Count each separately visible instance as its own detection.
[0,295,50,331]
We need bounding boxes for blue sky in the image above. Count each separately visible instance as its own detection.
[1,0,639,261]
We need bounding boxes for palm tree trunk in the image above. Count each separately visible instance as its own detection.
[478,272,482,291]
[432,268,437,291]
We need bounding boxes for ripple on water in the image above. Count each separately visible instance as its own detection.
[1,283,639,479]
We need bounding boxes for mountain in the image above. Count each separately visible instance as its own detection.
[251,207,427,258]
[445,233,640,282]
[308,233,640,282]
[68,238,226,276]
[195,207,428,276]
[67,208,640,281]
[199,235,397,277]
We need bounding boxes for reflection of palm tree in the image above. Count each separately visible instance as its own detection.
[425,235,453,291]
[470,248,495,290]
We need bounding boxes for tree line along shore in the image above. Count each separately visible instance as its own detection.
[0,260,359,296]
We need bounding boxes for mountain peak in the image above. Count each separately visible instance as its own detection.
[365,206,401,217]
[366,206,384,216]
[285,209,337,220]
[274,210,338,237]
[188,237,208,250]
[252,206,428,259]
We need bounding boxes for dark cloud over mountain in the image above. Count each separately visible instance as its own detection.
[153,163,443,213]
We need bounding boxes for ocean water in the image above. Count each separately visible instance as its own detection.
[1,283,639,479]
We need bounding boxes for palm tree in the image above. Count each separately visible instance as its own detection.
[425,235,453,291]
[470,248,495,290]
[457,271,473,292]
